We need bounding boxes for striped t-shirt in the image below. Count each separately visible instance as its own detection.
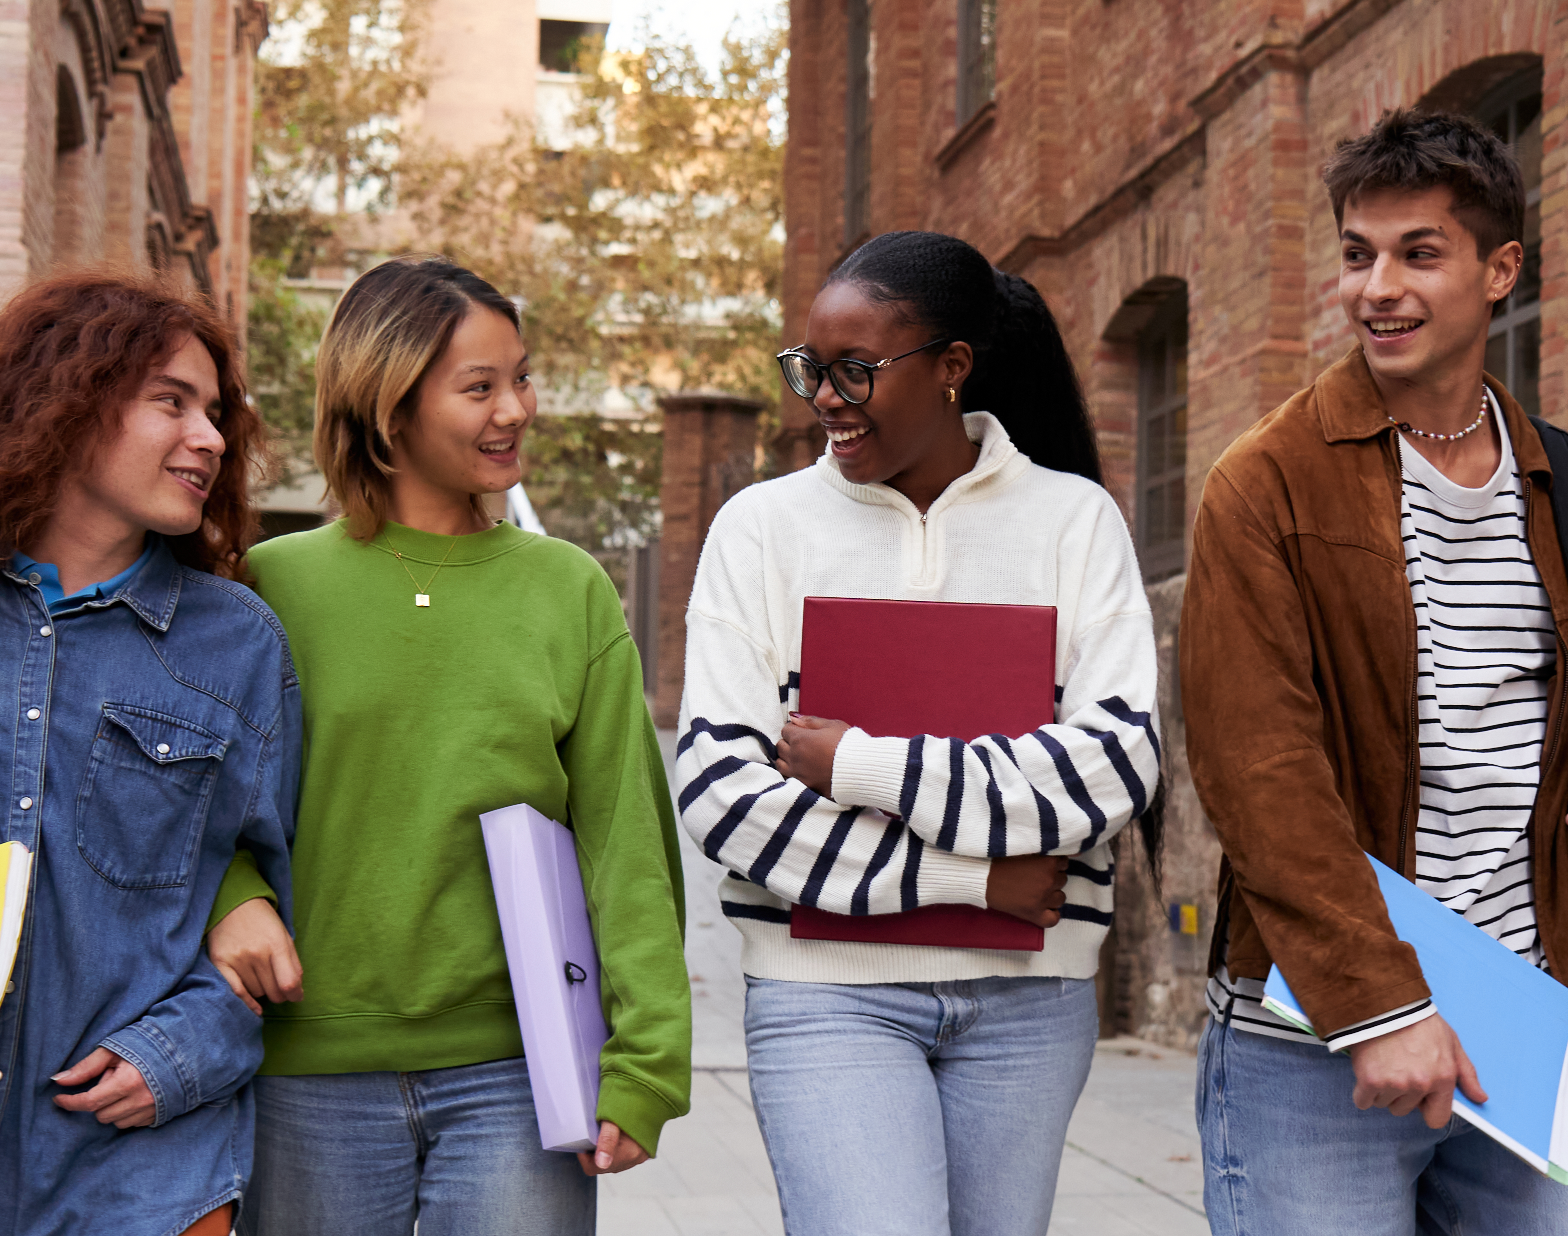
[1208,390,1554,1047]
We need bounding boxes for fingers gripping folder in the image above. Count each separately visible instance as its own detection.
[1264,855,1568,1184]
[480,803,608,1153]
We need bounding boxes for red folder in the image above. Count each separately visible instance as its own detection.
[789,597,1057,951]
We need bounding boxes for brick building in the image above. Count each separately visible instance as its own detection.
[0,0,265,324]
[781,0,1566,1044]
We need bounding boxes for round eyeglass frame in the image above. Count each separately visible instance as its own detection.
[775,337,951,406]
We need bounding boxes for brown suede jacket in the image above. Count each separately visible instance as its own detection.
[1181,347,1568,1037]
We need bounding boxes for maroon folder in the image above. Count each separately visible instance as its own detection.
[789,597,1057,952]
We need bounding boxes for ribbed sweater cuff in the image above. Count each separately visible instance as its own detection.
[915,846,992,908]
[831,727,909,815]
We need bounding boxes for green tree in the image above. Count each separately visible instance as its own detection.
[401,12,785,573]
[251,0,427,273]
[246,257,327,472]
[247,0,427,469]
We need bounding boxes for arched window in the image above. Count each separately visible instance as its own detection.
[1137,288,1188,582]
[844,0,871,246]
[1478,70,1542,416]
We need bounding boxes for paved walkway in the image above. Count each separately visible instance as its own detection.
[598,734,1209,1235]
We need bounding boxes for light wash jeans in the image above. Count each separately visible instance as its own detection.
[744,974,1098,1236]
[236,1057,595,1236]
[1198,1015,1568,1235]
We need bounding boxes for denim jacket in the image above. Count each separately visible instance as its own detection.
[0,542,299,1236]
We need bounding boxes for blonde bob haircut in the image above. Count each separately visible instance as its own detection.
[313,254,521,540]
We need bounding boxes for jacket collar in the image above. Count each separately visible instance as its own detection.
[112,539,183,631]
[1317,346,1545,477]
[814,411,1027,513]
[3,537,182,629]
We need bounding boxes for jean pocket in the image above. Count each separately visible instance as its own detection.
[76,704,228,889]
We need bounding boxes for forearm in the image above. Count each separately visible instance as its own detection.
[827,612,1160,858]
[1183,474,1426,1028]
[100,958,261,1126]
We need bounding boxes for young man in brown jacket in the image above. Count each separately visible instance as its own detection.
[1183,109,1568,1233]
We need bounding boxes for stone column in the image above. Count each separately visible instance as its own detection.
[652,390,763,728]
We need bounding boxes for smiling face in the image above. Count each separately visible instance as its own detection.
[64,332,227,542]
[1338,185,1521,391]
[801,281,973,491]
[388,305,536,506]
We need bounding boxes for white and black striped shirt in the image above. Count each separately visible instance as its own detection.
[1208,391,1554,1047]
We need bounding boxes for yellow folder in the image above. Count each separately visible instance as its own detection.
[0,841,31,1011]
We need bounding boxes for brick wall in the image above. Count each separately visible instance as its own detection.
[784,0,1567,1047]
[0,0,262,335]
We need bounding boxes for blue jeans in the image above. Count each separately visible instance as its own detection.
[237,1057,595,1236]
[744,974,1098,1236]
[1198,1016,1568,1235]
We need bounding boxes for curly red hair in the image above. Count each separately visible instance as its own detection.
[0,269,264,578]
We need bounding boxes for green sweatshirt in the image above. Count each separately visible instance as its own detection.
[215,519,690,1154]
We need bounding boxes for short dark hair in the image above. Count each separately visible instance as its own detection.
[824,230,1102,485]
[1322,108,1525,258]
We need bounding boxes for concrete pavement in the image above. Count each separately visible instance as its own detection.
[596,734,1209,1235]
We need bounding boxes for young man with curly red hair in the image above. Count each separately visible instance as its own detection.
[0,272,300,1236]
[1183,110,1568,1233]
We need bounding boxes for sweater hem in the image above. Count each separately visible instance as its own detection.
[733,917,1106,983]
[258,1001,525,1075]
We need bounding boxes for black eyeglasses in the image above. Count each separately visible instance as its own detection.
[776,338,951,406]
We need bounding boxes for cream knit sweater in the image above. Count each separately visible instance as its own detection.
[675,413,1160,984]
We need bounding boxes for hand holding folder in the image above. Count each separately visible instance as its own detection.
[480,805,607,1154]
[1263,855,1568,1184]
[787,596,1059,951]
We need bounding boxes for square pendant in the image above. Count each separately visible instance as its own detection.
[415,594,431,607]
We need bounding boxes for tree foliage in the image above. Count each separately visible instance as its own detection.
[246,258,327,471]
[251,0,427,273]
[247,0,426,470]
[402,14,787,417]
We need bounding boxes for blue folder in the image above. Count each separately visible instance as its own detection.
[1263,855,1568,1182]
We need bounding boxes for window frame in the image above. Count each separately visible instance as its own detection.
[1477,69,1543,416]
[955,0,996,129]
[1136,291,1189,583]
[844,0,872,246]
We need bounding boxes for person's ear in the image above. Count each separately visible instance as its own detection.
[942,341,974,390]
[1484,239,1523,306]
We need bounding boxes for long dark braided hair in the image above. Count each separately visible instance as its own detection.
[824,230,1163,875]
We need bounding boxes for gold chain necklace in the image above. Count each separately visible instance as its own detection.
[382,529,459,608]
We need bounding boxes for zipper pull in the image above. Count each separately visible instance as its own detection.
[921,512,928,525]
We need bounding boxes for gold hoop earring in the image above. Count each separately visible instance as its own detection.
[946,387,957,403]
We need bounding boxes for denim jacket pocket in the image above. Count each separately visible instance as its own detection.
[75,704,229,889]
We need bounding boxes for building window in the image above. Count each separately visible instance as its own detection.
[54,67,88,266]
[1478,70,1542,417]
[1137,291,1188,582]
[539,19,608,73]
[956,0,996,127]
[844,0,871,246]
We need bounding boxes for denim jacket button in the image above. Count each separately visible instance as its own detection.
[38,627,51,638]
[156,743,171,755]
[26,573,40,585]
[18,798,32,810]
[26,709,39,720]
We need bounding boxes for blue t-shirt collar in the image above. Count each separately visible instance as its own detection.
[11,537,159,615]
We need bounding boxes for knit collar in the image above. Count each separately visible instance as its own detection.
[353,517,530,566]
[814,411,1026,516]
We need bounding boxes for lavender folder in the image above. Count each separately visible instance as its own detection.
[480,803,608,1153]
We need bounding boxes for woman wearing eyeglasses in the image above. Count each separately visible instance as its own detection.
[674,231,1162,1236]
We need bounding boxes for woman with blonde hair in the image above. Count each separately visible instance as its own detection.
[206,254,690,1235]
